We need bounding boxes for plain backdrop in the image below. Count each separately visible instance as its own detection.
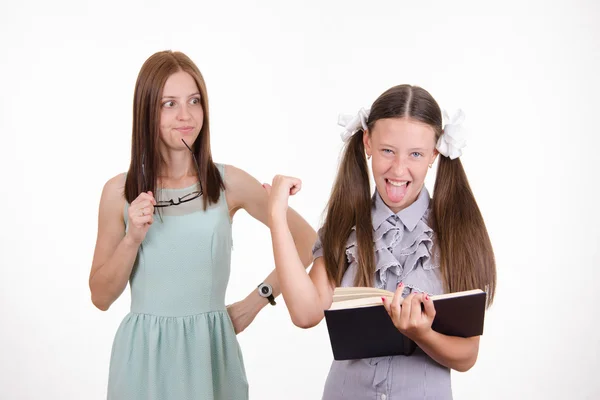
[1,0,599,399]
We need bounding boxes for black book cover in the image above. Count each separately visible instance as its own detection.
[323,291,486,361]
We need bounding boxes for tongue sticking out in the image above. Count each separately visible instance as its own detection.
[386,180,408,203]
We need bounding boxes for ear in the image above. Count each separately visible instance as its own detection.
[362,130,372,158]
[430,148,439,165]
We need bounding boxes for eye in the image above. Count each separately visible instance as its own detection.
[382,149,394,155]
[162,100,175,108]
[411,152,423,158]
[190,97,201,105]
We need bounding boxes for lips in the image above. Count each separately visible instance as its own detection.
[175,126,194,134]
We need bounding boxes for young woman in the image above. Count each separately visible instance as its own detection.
[264,84,496,399]
[88,50,316,400]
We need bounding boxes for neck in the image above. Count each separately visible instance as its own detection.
[158,146,196,182]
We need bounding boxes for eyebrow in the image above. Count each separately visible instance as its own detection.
[161,92,201,99]
[379,144,429,152]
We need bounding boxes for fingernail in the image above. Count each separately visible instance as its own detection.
[425,295,429,300]
[381,297,386,302]
[398,282,403,287]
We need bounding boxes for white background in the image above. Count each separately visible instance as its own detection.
[1,0,599,399]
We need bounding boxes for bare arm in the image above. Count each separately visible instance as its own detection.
[223,166,318,331]
[269,212,333,328]
[416,330,480,372]
[225,165,316,268]
[88,174,155,311]
[264,174,335,328]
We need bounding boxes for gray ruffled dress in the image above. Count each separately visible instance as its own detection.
[313,188,453,400]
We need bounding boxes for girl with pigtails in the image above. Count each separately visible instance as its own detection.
[263,84,497,399]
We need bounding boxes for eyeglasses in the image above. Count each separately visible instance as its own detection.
[154,139,204,208]
[154,189,202,208]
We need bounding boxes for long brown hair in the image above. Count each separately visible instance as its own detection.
[321,85,496,306]
[124,50,224,209]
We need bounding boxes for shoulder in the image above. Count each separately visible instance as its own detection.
[99,173,127,214]
[222,164,259,188]
[222,163,242,179]
[102,172,126,198]
[222,164,265,210]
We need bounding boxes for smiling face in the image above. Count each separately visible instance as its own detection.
[159,70,204,151]
[364,117,438,213]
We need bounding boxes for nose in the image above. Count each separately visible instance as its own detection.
[392,155,406,174]
[177,104,191,120]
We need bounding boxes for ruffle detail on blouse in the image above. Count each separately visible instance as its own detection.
[344,210,435,289]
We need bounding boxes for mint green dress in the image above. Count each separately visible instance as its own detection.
[107,164,248,400]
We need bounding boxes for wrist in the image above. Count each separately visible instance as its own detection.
[123,234,141,248]
[414,327,436,346]
[268,209,288,229]
[246,291,269,312]
[256,282,277,306]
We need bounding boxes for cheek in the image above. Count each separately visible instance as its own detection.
[371,157,391,179]
[159,111,171,129]
[411,163,429,182]
[192,107,204,121]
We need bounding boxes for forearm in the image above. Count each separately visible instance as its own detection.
[89,235,140,310]
[415,330,480,372]
[241,210,316,315]
[269,215,324,328]
[285,208,317,267]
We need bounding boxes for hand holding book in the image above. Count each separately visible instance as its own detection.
[381,282,435,343]
[324,285,486,360]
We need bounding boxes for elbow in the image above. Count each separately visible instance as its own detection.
[454,363,473,373]
[454,353,478,372]
[453,336,480,372]
[89,276,113,311]
[90,285,111,311]
[293,319,318,329]
[293,319,319,329]
[91,294,111,311]
[291,313,322,329]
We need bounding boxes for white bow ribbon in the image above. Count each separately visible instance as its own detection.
[436,109,467,159]
[338,107,370,142]
[338,107,467,159]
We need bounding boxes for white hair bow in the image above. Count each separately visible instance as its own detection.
[338,108,370,142]
[338,107,467,159]
[436,109,467,159]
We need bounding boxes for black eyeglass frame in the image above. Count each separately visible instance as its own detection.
[154,139,204,208]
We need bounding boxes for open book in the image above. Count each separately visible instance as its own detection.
[323,287,487,361]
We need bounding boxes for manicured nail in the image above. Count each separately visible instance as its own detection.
[398,282,403,287]
[381,297,386,302]
[425,295,429,300]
